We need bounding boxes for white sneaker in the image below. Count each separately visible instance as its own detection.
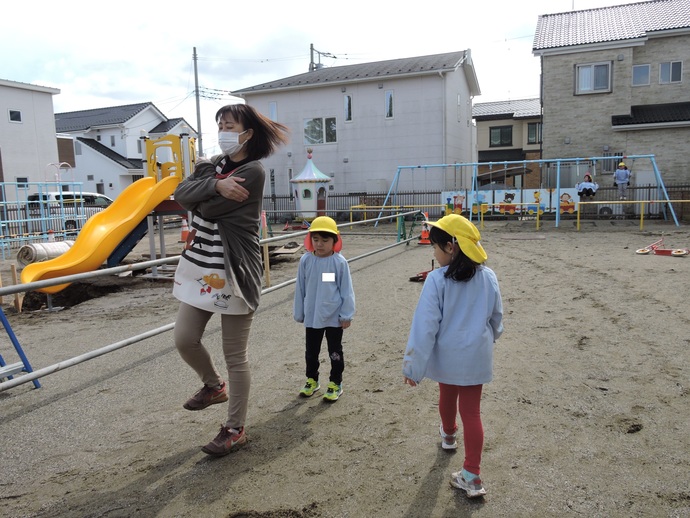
[439,423,457,450]
[450,470,487,498]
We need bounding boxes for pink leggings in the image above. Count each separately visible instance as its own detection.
[438,383,484,475]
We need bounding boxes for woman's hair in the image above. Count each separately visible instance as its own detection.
[429,226,479,282]
[215,104,289,160]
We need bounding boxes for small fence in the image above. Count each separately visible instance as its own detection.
[262,184,690,224]
[0,202,106,257]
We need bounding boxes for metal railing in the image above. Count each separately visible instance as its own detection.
[0,211,421,392]
[262,183,690,224]
[577,200,690,231]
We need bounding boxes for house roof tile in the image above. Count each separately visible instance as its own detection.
[612,101,690,125]
[473,98,541,119]
[234,51,472,94]
[533,0,690,51]
[55,102,155,132]
[150,118,186,134]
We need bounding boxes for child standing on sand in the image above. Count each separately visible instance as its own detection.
[294,216,355,402]
[402,214,503,498]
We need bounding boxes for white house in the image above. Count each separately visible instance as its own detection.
[0,79,61,199]
[233,50,481,196]
[54,102,197,197]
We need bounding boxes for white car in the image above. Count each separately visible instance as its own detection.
[27,191,114,232]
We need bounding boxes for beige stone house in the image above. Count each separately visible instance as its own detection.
[533,0,690,185]
[472,98,542,189]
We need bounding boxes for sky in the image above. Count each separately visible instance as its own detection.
[3,0,646,155]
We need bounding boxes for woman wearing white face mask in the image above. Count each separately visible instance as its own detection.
[173,104,289,456]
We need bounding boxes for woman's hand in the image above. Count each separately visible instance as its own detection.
[403,377,417,387]
[216,176,249,202]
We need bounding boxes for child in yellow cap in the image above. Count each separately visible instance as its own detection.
[293,216,355,402]
[402,214,503,498]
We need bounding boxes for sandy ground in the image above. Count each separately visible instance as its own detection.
[1,218,689,518]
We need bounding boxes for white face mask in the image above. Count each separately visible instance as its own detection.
[218,130,247,156]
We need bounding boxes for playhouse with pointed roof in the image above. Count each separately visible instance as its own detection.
[290,148,331,220]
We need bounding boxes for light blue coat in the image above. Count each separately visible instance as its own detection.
[576,180,598,192]
[614,168,631,184]
[293,252,355,328]
[403,265,503,385]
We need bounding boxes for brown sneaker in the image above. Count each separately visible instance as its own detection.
[183,381,228,411]
[201,426,247,456]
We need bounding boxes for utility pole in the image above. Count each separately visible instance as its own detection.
[309,43,336,71]
[193,47,204,156]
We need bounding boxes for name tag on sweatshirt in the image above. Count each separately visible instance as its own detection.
[322,272,335,282]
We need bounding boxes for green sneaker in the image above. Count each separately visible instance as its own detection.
[299,378,320,397]
[323,382,343,402]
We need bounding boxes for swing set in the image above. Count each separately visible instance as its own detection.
[378,154,680,228]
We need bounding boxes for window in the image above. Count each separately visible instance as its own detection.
[75,141,82,155]
[660,61,682,84]
[385,90,394,118]
[16,176,28,187]
[87,175,94,181]
[269,102,277,121]
[110,135,116,147]
[92,195,112,207]
[9,110,22,123]
[137,139,142,153]
[303,117,337,145]
[302,188,312,200]
[96,135,101,142]
[490,126,512,147]
[527,123,542,144]
[576,62,612,94]
[344,95,353,122]
[602,151,623,173]
[632,64,650,86]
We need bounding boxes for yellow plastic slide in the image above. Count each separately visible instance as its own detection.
[21,175,180,294]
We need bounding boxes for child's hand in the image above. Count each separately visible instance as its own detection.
[340,320,351,329]
[403,377,417,387]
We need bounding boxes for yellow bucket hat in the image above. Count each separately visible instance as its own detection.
[427,214,487,264]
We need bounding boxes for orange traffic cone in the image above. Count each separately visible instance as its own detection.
[179,218,190,243]
[418,212,431,245]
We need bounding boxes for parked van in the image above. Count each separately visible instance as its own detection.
[27,191,114,232]
[27,191,113,207]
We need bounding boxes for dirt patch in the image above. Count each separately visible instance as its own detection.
[2,221,690,517]
[20,275,159,311]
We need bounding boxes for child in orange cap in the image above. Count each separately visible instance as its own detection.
[294,216,355,402]
[402,214,503,498]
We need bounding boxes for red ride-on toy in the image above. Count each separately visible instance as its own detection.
[410,260,435,282]
[636,238,689,257]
